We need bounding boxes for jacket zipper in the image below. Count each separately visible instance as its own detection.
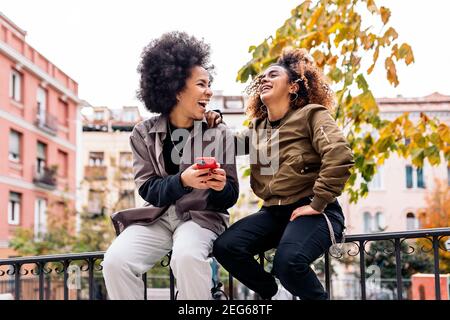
[320,126,330,143]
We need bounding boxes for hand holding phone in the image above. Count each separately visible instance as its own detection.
[195,157,219,170]
[205,167,226,191]
[195,157,226,191]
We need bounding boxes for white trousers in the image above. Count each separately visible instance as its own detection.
[102,206,217,300]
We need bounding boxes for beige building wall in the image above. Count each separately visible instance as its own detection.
[211,92,261,222]
[79,106,144,218]
[342,93,450,234]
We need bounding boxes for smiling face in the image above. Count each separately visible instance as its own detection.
[175,66,213,121]
[259,65,300,109]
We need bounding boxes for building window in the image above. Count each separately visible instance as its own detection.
[9,130,22,162]
[118,190,135,210]
[406,165,413,188]
[375,211,386,231]
[36,141,47,174]
[36,87,48,124]
[368,166,384,190]
[88,190,104,216]
[406,212,418,230]
[119,152,133,179]
[94,111,104,121]
[8,192,21,225]
[89,152,104,166]
[363,211,373,233]
[34,198,47,239]
[58,99,69,126]
[122,110,136,123]
[9,69,22,102]
[406,165,426,189]
[57,150,68,178]
[119,152,133,167]
[417,168,425,188]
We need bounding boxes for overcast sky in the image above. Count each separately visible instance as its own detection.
[2,0,450,112]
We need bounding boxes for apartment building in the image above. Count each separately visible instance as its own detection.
[0,12,82,258]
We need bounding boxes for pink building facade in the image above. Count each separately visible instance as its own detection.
[0,13,81,258]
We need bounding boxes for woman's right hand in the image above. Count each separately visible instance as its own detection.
[180,164,211,189]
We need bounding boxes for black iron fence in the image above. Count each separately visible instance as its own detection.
[1,228,449,300]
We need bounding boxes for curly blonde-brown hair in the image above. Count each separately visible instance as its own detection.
[245,48,335,120]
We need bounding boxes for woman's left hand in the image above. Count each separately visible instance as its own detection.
[205,110,223,128]
[205,168,227,191]
[290,205,321,221]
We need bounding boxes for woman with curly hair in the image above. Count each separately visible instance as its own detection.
[212,48,354,300]
[102,31,239,300]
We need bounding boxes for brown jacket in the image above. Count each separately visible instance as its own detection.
[246,104,354,212]
[111,116,238,235]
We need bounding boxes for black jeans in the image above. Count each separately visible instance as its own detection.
[213,196,345,300]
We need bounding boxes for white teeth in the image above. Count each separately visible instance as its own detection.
[198,100,209,108]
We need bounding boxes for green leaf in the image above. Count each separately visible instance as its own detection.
[328,67,343,82]
[355,154,365,168]
[358,91,378,113]
[356,74,369,92]
[411,148,425,167]
[236,62,254,83]
[424,146,441,165]
[242,167,251,178]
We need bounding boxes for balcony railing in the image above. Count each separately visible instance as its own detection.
[118,166,134,180]
[33,166,57,190]
[1,228,449,300]
[84,166,107,181]
[34,107,58,135]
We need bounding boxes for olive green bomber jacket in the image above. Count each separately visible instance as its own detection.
[240,104,354,212]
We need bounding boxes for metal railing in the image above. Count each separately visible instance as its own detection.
[33,165,58,190]
[332,228,450,300]
[34,107,58,135]
[84,166,107,181]
[1,228,449,300]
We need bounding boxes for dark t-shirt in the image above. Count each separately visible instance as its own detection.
[138,120,238,211]
[162,122,192,175]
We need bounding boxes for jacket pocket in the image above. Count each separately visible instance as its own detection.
[293,154,316,175]
[293,154,306,174]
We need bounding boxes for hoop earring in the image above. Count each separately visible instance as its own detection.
[290,93,298,102]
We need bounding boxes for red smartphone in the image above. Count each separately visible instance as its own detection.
[195,157,219,170]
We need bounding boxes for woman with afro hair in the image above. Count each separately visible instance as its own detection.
[102,31,239,300]
[212,48,354,300]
